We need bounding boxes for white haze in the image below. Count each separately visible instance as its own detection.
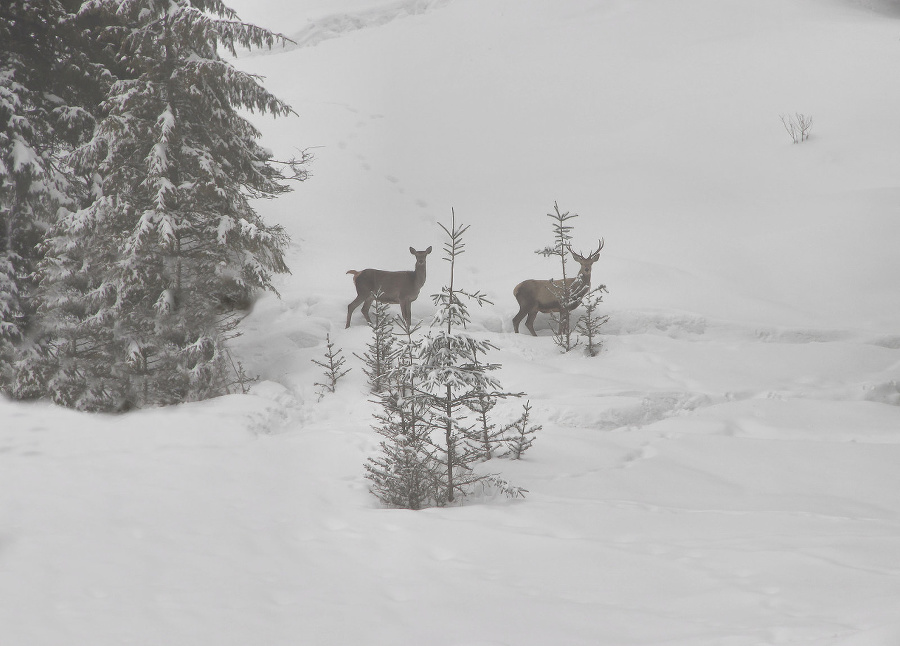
[3,1,900,644]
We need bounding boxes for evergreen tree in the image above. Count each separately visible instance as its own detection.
[365,317,441,509]
[575,287,609,357]
[1,0,102,392]
[466,390,502,461]
[0,251,17,387]
[312,333,350,398]
[18,0,307,409]
[536,202,581,352]
[355,290,397,393]
[502,400,541,460]
[417,210,522,504]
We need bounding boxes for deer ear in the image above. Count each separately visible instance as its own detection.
[425,246,432,254]
[409,247,416,254]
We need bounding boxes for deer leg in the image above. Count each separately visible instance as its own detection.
[512,307,527,334]
[525,311,539,337]
[360,294,375,324]
[399,299,411,326]
[346,293,367,328]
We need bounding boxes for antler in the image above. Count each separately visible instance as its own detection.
[569,239,605,259]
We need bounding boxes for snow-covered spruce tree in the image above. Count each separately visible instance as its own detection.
[354,290,397,393]
[417,210,524,504]
[502,400,541,460]
[0,0,102,393]
[25,0,307,409]
[0,251,17,387]
[365,316,442,509]
[575,287,609,357]
[536,202,582,352]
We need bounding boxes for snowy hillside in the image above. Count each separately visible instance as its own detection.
[3,1,900,645]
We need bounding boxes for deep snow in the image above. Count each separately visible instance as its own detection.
[3,1,900,644]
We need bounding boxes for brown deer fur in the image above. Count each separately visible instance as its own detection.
[346,246,432,328]
[512,241,603,336]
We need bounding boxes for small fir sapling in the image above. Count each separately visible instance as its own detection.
[365,209,529,507]
[225,348,259,394]
[366,396,441,509]
[466,391,504,461]
[503,401,541,460]
[417,209,524,504]
[365,317,442,509]
[575,286,609,357]
[465,344,508,460]
[354,290,397,393]
[549,307,579,354]
[537,202,580,352]
[312,333,351,397]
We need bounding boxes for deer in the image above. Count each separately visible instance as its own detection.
[345,246,432,328]
[512,240,604,336]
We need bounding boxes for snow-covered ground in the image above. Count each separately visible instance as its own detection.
[3,1,900,644]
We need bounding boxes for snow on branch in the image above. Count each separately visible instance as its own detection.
[11,138,42,175]
[175,60,295,117]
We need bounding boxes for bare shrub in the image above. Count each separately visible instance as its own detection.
[780,113,813,143]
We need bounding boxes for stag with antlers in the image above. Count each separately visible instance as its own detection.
[512,240,604,336]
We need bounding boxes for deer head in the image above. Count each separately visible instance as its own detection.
[567,239,604,282]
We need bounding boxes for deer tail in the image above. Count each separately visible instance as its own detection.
[346,270,360,278]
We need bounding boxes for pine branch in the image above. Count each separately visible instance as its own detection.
[502,401,542,460]
[536,201,583,351]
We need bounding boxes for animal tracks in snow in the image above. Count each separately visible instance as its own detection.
[333,108,431,210]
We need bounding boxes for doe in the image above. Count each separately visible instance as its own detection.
[345,246,432,328]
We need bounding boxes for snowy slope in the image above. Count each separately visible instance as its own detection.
[238,0,900,331]
[3,1,900,645]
